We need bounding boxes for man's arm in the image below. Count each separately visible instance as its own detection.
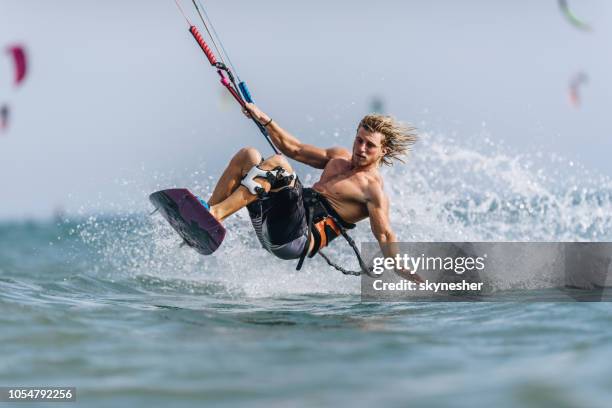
[244,103,349,169]
[367,183,424,282]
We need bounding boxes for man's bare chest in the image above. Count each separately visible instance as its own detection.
[313,166,365,204]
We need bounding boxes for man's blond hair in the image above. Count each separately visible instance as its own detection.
[358,114,418,166]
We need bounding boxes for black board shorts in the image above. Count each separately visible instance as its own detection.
[246,179,309,260]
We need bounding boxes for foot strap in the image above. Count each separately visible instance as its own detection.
[241,165,295,198]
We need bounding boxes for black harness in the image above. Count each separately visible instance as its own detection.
[296,188,373,276]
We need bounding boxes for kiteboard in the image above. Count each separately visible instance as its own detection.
[149,188,225,255]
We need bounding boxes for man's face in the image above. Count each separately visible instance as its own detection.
[352,127,385,168]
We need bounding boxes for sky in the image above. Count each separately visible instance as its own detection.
[0,0,610,219]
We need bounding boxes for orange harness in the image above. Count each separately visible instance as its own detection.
[296,188,371,277]
[310,217,342,256]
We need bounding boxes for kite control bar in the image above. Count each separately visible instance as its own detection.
[238,82,253,103]
[189,25,217,65]
[188,25,249,107]
[176,0,279,154]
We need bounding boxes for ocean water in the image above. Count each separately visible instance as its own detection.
[2,134,612,407]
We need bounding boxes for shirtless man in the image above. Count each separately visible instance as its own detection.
[206,103,418,276]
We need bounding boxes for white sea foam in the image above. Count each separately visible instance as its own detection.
[75,132,612,296]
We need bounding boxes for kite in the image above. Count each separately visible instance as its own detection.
[0,104,9,132]
[558,0,592,31]
[370,96,385,114]
[5,45,28,86]
[568,72,588,107]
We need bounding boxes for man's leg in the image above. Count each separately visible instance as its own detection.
[208,147,262,206]
[208,148,295,222]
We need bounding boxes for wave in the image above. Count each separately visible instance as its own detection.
[3,132,612,297]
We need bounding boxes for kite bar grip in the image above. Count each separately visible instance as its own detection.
[238,82,253,103]
[189,26,217,66]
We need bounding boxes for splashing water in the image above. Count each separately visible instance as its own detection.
[4,131,612,407]
[71,132,612,297]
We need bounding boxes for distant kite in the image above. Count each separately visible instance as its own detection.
[5,45,28,86]
[0,104,9,132]
[370,96,385,114]
[558,0,592,31]
[568,72,588,107]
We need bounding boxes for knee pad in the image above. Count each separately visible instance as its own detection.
[241,165,296,197]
